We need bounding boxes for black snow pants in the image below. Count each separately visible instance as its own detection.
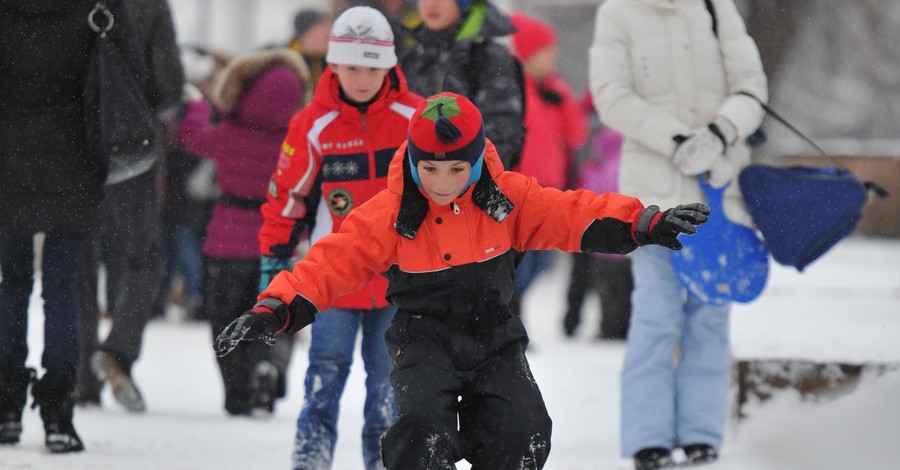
[381,310,552,470]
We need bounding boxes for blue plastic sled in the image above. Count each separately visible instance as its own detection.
[671,178,769,305]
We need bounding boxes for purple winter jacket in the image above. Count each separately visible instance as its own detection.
[179,66,303,259]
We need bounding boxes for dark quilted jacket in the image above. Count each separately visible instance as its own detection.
[397,1,525,168]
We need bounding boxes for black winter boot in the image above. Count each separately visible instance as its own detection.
[0,367,36,445]
[31,372,85,453]
[682,443,718,465]
[249,361,279,417]
[562,309,579,337]
[634,447,675,470]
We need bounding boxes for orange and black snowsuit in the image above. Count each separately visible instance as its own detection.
[261,136,646,469]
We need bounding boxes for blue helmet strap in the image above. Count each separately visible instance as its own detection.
[408,153,423,187]
[460,151,485,196]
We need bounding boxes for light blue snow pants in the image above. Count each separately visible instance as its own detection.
[620,246,731,457]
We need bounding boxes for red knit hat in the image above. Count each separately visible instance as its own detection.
[408,92,485,167]
[510,13,558,61]
[397,93,513,240]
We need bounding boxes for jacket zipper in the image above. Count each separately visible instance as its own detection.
[451,202,460,214]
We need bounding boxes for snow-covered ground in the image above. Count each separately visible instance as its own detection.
[3,237,899,469]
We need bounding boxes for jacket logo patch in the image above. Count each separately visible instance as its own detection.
[328,188,354,216]
[268,179,278,199]
[435,152,446,159]
[277,150,292,169]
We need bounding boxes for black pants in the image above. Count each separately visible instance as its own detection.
[1,232,83,375]
[564,253,633,339]
[204,257,293,414]
[76,172,162,398]
[381,312,551,469]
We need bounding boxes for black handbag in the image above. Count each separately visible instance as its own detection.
[83,1,159,185]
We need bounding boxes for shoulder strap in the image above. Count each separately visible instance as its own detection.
[704,0,718,38]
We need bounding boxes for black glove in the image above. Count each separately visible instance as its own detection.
[215,296,317,357]
[215,298,287,357]
[632,203,710,250]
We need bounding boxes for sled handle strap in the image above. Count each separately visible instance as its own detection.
[736,92,833,162]
[736,91,889,199]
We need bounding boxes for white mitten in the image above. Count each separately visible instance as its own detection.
[672,127,723,175]
[672,116,738,176]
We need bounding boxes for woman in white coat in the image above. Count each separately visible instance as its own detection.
[589,0,767,468]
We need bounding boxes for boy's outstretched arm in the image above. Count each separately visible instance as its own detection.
[214,296,317,357]
[581,202,710,253]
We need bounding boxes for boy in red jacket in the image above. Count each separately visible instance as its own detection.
[219,92,708,469]
[256,7,422,470]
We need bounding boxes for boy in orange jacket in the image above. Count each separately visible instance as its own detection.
[218,92,708,469]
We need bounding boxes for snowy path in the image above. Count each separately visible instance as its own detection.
[3,238,899,469]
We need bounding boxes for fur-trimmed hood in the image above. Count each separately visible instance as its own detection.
[211,48,311,130]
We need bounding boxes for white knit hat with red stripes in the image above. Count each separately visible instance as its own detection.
[326,6,397,69]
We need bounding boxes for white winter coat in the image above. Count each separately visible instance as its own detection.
[589,0,767,225]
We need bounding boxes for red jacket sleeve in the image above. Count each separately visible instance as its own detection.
[258,112,320,257]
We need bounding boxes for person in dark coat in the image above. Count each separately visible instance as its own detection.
[396,0,525,168]
[0,0,105,453]
[74,0,185,413]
